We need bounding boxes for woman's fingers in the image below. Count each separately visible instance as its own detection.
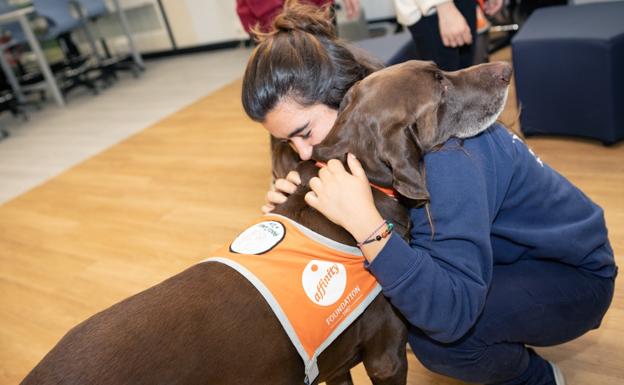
[262,171,300,213]
[326,158,346,174]
[274,178,298,195]
[304,190,319,209]
[347,153,367,180]
[308,176,324,195]
[285,170,301,185]
[447,28,471,47]
[437,2,472,47]
[261,203,275,214]
[266,190,288,205]
[268,158,366,215]
[318,165,329,180]
[450,25,472,46]
[462,26,472,45]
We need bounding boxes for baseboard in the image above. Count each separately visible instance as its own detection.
[142,39,250,60]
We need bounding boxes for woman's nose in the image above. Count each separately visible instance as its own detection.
[291,139,313,160]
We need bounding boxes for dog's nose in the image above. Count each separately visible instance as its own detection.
[493,62,513,84]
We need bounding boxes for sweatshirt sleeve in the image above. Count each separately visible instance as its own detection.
[366,144,493,343]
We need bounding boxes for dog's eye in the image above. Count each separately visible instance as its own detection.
[434,71,444,82]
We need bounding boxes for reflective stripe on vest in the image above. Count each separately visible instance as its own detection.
[202,214,381,385]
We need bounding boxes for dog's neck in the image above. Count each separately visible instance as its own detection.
[313,161,399,200]
[271,161,410,246]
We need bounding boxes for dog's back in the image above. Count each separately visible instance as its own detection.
[21,263,304,385]
[21,161,410,385]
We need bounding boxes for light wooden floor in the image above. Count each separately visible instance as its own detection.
[0,47,252,205]
[1,51,623,384]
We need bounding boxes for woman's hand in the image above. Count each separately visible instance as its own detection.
[437,2,472,48]
[262,171,301,214]
[304,154,384,243]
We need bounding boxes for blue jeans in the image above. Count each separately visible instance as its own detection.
[408,260,615,385]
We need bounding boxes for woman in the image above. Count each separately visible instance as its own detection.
[241,2,617,385]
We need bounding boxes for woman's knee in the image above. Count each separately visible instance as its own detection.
[408,328,529,383]
[408,328,481,376]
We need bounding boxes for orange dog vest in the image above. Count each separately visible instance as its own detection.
[203,214,381,385]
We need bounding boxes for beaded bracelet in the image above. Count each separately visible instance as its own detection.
[357,220,394,248]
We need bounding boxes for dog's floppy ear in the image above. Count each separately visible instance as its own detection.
[381,124,430,203]
[407,104,439,153]
[270,135,300,180]
[386,107,440,202]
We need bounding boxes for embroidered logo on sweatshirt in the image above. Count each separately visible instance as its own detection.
[511,133,544,167]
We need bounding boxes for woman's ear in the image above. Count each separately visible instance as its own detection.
[270,135,300,179]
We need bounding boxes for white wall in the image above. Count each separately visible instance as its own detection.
[114,1,397,53]
[161,0,247,48]
[161,0,396,48]
[358,0,396,20]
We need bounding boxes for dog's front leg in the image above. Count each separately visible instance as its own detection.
[325,371,354,385]
[361,311,409,385]
[362,341,408,385]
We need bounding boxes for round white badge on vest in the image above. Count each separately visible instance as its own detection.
[301,260,347,306]
[229,221,286,255]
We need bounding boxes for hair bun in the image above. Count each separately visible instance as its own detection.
[257,0,336,41]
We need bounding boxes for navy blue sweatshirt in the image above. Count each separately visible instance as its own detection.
[367,123,616,343]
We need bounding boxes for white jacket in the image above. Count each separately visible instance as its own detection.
[393,0,452,26]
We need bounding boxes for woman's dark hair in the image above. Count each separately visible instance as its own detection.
[242,0,382,122]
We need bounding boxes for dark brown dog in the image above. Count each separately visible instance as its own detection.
[19,167,410,385]
[311,60,512,202]
[21,60,511,385]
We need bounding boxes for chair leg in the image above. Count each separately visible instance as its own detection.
[58,33,82,60]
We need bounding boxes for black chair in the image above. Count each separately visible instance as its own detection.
[0,70,28,141]
[31,0,102,95]
[3,0,103,98]
[72,0,144,79]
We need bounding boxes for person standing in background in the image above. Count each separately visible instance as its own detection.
[394,0,503,70]
[236,0,361,34]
